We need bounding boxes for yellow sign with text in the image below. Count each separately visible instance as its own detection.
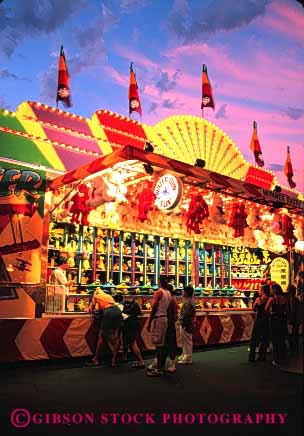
[270,257,289,291]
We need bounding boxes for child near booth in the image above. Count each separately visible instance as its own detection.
[178,285,196,364]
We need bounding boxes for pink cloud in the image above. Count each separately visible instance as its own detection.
[113,43,159,69]
[102,65,128,87]
[261,0,304,42]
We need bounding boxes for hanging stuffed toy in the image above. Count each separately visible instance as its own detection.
[186,194,209,234]
[280,209,295,248]
[270,209,282,234]
[229,202,248,238]
[137,181,156,222]
[209,193,226,224]
[247,205,262,230]
[295,220,304,241]
[70,184,91,226]
[87,169,127,208]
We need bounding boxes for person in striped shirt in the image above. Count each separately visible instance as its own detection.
[178,285,196,364]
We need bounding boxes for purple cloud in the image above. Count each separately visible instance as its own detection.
[162,98,181,109]
[282,107,304,120]
[0,0,87,58]
[268,164,284,172]
[0,96,11,109]
[168,0,271,42]
[215,104,228,119]
[40,4,117,103]
[156,69,181,94]
[0,68,30,81]
[148,102,158,114]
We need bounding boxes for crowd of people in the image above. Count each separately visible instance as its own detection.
[86,277,196,377]
[50,258,303,372]
[249,276,304,366]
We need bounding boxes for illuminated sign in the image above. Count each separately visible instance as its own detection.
[261,188,304,211]
[154,174,182,210]
[270,257,290,291]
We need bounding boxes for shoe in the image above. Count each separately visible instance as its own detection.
[165,366,176,373]
[272,360,279,366]
[177,354,185,362]
[132,362,146,369]
[147,359,158,370]
[84,360,100,367]
[146,369,164,377]
[178,359,192,364]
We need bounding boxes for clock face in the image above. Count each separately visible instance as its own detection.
[154,174,182,210]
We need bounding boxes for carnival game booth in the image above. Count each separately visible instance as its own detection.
[1,102,304,362]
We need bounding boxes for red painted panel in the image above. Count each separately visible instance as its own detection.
[96,111,147,140]
[40,318,73,358]
[192,316,205,346]
[30,103,92,136]
[104,129,145,149]
[230,314,245,342]
[84,319,99,354]
[245,167,274,189]
[206,315,224,345]
[0,320,26,362]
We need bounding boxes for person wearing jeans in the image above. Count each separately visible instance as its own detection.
[178,285,196,364]
[146,278,172,377]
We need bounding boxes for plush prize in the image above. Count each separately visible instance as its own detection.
[280,210,295,248]
[209,193,226,224]
[87,169,127,208]
[137,181,156,222]
[247,205,262,230]
[67,252,75,268]
[270,210,282,234]
[70,184,91,226]
[229,202,248,238]
[82,251,91,270]
[186,194,209,234]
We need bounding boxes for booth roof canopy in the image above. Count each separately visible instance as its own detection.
[0,101,302,200]
[49,145,304,216]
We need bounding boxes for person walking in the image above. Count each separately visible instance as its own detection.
[146,277,172,377]
[122,298,145,369]
[265,283,287,366]
[86,288,123,367]
[286,284,301,355]
[163,284,179,373]
[248,284,270,362]
[178,285,196,364]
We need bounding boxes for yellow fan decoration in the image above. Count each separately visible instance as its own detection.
[143,115,249,181]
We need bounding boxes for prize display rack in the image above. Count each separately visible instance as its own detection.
[47,222,270,313]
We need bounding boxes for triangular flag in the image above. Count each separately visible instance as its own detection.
[128,63,142,117]
[201,64,215,110]
[56,45,71,108]
[284,146,296,189]
[249,121,264,167]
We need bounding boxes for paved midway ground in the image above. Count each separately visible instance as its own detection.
[0,345,302,436]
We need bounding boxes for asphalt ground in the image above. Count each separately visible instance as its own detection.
[0,344,302,436]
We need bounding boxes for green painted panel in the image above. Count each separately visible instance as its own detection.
[0,131,53,167]
[0,110,27,132]
[0,110,53,167]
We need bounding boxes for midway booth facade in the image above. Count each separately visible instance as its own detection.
[1,101,303,362]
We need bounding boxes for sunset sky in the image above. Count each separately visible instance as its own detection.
[0,0,303,189]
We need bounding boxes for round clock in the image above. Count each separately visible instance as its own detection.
[154,174,183,210]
